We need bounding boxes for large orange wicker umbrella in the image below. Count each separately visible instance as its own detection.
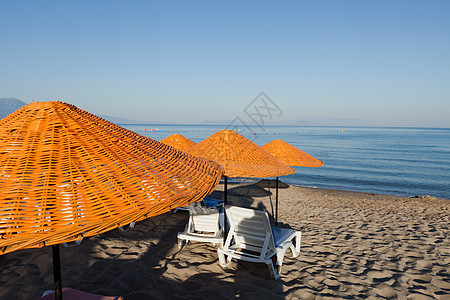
[262,139,323,224]
[160,133,196,151]
[187,130,294,238]
[0,101,223,300]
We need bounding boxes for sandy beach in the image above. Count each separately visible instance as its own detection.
[1,181,449,299]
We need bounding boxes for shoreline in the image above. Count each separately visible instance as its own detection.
[1,182,449,299]
[226,177,450,201]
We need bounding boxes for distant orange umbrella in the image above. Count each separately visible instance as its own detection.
[187,130,294,239]
[161,133,196,151]
[0,101,223,300]
[262,139,323,167]
[187,130,294,178]
[262,139,323,224]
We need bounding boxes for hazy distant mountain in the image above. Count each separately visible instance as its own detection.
[198,117,373,127]
[197,120,233,125]
[0,98,27,119]
[285,117,374,127]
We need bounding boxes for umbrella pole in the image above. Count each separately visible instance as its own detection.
[52,244,63,300]
[275,177,279,226]
[223,176,228,243]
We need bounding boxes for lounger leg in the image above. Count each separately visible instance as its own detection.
[217,249,231,268]
[275,248,288,275]
[266,260,280,280]
[177,239,185,249]
[290,232,302,258]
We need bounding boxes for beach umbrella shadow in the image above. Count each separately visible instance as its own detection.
[229,184,273,198]
[0,201,288,299]
[255,179,290,189]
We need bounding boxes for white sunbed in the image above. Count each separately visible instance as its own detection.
[177,203,223,248]
[217,205,301,279]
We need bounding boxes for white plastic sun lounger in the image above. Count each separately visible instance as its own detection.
[177,203,223,248]
[217,205,301,279]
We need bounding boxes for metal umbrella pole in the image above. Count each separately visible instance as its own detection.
[52,245,63,300]
[223,176,228,243]
[275,176,279,226]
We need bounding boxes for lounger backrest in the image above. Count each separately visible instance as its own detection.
[225,206,276,256]
[189,205,220,234]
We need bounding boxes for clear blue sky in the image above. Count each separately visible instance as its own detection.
[1,1,449,127]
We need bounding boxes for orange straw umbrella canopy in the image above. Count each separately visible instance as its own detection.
[262,139,324,167]
[160,133,196,151]
[187,130,295,178]
[0,101,223,299]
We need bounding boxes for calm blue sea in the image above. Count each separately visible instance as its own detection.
[123,124,450,200]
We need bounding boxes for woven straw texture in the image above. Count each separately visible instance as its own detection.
[262,139,324,167]
[187,130,295,178]
[160,134,196,151]
[0,101,223,255]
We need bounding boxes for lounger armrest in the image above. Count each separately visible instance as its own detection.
[272,227,294,246]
